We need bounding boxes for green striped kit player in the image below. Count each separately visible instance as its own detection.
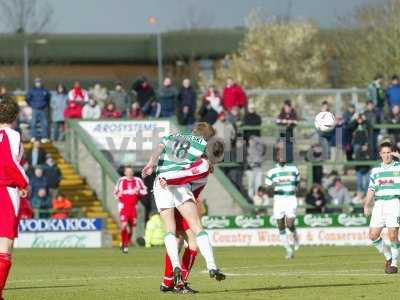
[364,142,400,274]
[265,156,300,259]
[142,123,225,292]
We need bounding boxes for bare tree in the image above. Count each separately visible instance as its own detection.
[0,0,53,34]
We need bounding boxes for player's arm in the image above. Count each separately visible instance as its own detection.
[8,131,29,190]
[114,178,124,200]
[364,173,376,216]
[142,143,165,178]
[136,177,148,196]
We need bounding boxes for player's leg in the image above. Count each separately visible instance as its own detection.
[0,238,13,300]
[181,229,198,282]
[120,221,129,253]
[387,227,399,273]
[177,199,225,281]
[384,199,400,273]
[274,200,293,258]
[285,199,299,251]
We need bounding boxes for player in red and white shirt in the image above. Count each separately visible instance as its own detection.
[0,100,29,300]
[158,139,225,293]
[114,166,147,254]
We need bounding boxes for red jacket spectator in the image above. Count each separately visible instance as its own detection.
[129,102,144,119]
[222,78,247,111]
[102,102,122,119]
[64,101,82,119]
[19,197,33,219]
[68,81,89,104]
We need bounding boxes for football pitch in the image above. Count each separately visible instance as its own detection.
[5,246,400,300]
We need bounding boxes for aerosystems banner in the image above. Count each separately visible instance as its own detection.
[79,120,170,150]
[202,214,374,247]
[15,219,104,248]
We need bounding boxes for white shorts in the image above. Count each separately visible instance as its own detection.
[370,199,400,228]
[153,176,195,212]
[273,198,297,220]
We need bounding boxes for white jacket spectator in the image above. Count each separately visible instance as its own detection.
[82,99,101,119]
[68,81,89,104]
[89,83,108,107]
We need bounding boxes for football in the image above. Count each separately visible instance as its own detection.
[314,111,336,132]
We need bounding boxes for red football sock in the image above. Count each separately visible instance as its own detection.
[120,229,129,247]
[0,253,12,298]
[162,253,174,287]
[182,248,197,281]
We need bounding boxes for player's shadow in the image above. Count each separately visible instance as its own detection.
[206,282,388,294]
[6,284,87,291]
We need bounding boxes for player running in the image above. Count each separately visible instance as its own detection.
[265,153,300,259]
[159,140,224,294]
[0,99,29,300]
[142,123,225,292]
[364,142,400,274]
[114,166,147,254]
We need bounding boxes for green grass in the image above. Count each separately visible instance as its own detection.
[4,246,400,300]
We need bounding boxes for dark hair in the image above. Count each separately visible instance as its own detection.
[321,100,329,106]
[374,73,384,80]
[283,99,291,106]
[56,84,67,94]
[366,100,374,105]
[0,99,19,124]
[392,74,399,81]
[379,141,393,151]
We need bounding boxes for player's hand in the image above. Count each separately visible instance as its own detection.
[132,187,140,194]
[142,163,154,178]
[159,178,168,189]
[363,205,371,216]
[19,186,30,198]
[391,151,400,159]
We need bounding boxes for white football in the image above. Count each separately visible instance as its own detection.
[314,111,336,132]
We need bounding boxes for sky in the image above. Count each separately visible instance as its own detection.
[0,0,375,34]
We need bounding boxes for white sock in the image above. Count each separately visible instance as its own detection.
[164,232,181,269]
[391,242,399,267]
[372,238,392,261]
[196,231,217,270]
[279,230,292,252]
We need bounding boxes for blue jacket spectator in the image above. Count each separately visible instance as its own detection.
[142,99,161,118]
[27,78,51,142]
[132,77,156,109]
[50,84,68,141]
[30,167,49,198]
[177,78,196,127]
[31,188,51,218]
[386,75,400,108]
[158,77,178,118]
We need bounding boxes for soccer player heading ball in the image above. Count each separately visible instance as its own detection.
[0,99,30,300]
[142,122,225,294]
[364,142,400,274]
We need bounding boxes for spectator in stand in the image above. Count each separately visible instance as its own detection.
[68,81,89,105]
[31,188,51,218]
[144,212,165,248]
[386,75,400,109]
[0,85,8,101]
[25,140,47,171]
[158,77,178,117]
[82,98,101,120]
[242,103,262,143]
[317,101,333,159]
[213,112,236,161]
[276,100,298,162]
[306,143,324,184]
[27,77,51,143]
[102,101,122,119]
[132,77,156,109]
[30,166,49,198]
[246,136,266,199]
[43,155,62,200]
[109,81,130,117]
[142,98,161,118]
[129,102,144,119]
[203,85,223,113]
[177,78,196,128]
[354,144,372,203]
[306,184,326,213]
[367,73,385,122]
[386,105,400,143]
[328,177,351,210]
[89,82,108,107]
[52,193,73,219]
[64,100,83,119]
[342,104,357,160]
[50,84,68,141]
[222,76,247,112]
[364,100,380,151]
[348,113,371,157]
[198,99,219,125]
